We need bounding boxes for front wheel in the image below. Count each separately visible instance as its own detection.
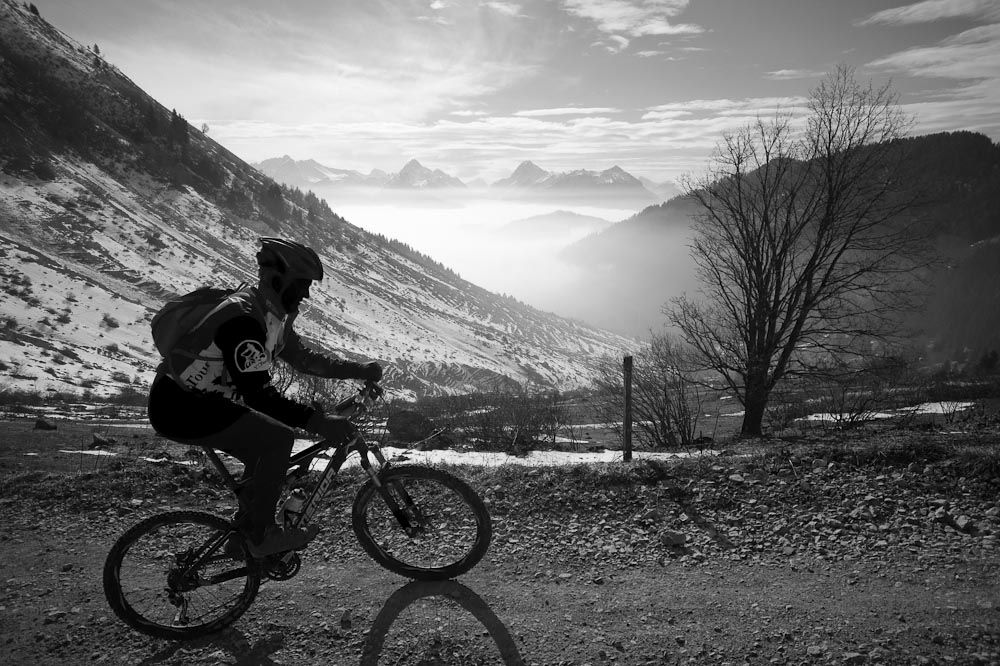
[353,466,492,581]
[103,510,260,639]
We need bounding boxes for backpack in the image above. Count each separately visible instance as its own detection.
[151,285,248,379]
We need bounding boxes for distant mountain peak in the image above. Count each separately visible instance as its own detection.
[255,156,466,189]
[494,161,549,188]
[387,159,465,189]
[490,161,660,204]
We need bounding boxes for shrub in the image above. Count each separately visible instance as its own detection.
[415,388,567,455]
[591,332,706,449]
[31,158,56,181]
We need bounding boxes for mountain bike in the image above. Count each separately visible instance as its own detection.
[102,381,493,640]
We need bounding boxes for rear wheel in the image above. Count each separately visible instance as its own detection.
[352,465,492,581]
[103,510,260,639]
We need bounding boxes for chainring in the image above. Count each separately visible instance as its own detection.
[264,552,302,581]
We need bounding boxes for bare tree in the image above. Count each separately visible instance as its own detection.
[667,64,930,437]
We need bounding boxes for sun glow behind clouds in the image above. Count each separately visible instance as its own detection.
[33,0,1000,185]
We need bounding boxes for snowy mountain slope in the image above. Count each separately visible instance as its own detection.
[0,0,634,399]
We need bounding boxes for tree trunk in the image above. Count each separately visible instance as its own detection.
[741,378,768,437]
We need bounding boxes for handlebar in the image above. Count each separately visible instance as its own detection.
[332,380,384,418]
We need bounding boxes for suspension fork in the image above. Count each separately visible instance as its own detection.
[357,445,420,533]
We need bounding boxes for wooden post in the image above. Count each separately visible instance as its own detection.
[623,355,633,462]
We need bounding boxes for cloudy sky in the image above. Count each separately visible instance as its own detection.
[33,0,1000,183]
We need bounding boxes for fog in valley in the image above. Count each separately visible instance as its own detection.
[320,188,698,338]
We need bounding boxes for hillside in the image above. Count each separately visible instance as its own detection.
[561,132,1000,347]
[0,0,633,399]
[556,196,702,335]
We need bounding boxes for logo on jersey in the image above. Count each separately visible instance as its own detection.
[234,340,270,373]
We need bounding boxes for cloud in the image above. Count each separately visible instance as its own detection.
[483,1,525,17]
[118,1,552,128]
[561,0,704,40]
[515,107,622,116]
[764,69,828,81]
[865,23,1000,137]
[208,89,825,187]
[867,24,1000,79]
[642,96,811,118]
[857,0,1000,25]
[606,35,632,52]
[899,79,1000,136]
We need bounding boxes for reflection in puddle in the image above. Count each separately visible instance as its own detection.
[361,580,524,665]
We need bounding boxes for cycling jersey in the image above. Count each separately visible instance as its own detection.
[148,285,370,439]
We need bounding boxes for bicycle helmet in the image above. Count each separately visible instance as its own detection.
[257,237,324,281]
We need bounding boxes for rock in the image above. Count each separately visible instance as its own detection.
[34,418,57,431]
[639,509,662,522]
[660,531,687,547]
[954,515,975,533]
[91,432,115,448]
[842,652,867,664]
[199,650,233,664]
[807,645,824,656]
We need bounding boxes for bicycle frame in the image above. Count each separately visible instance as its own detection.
[291,381,397,528]
[198,381,414,551]
[290,428,391,527]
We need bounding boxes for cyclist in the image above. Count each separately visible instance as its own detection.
[147,237,383,557]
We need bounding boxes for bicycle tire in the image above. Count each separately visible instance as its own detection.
[103,510,260,639]
[352,465,492,581]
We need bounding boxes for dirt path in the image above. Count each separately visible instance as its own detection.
[3,420,999,664]
[1,508,997,666]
